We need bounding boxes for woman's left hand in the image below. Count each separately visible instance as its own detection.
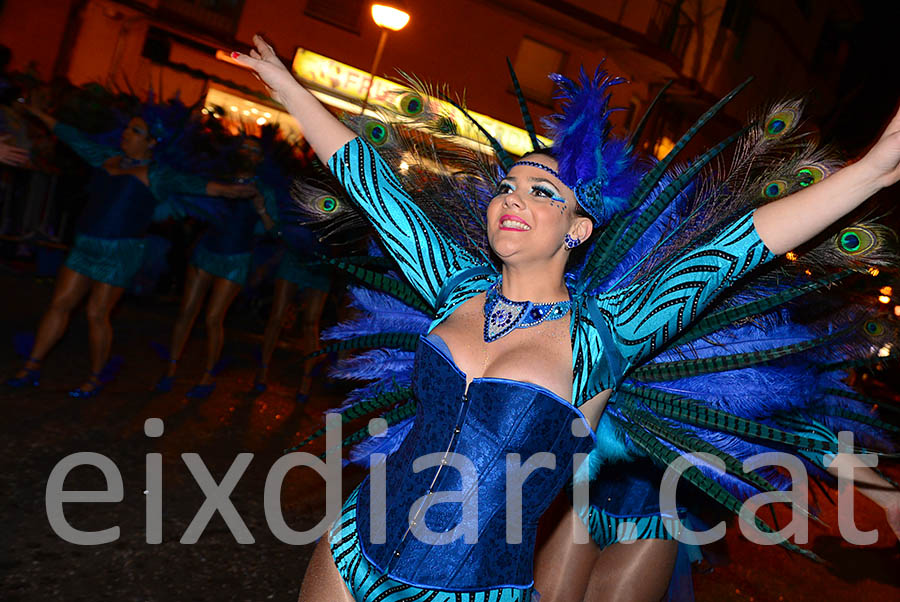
[208,181,257,198]
[886,501,900,542]
[857,104,900,191]
[250,188,266,212]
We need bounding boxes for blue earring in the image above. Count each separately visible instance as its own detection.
[564,233,580,249]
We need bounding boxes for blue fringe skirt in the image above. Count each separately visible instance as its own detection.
[65,234,146,288]
[190,244,252,286]
[275,251,331,291]
[330,487,536,602]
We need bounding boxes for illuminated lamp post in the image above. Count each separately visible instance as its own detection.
[360,2,410,114]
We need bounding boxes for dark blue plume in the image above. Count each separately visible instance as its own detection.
[542,66,632,224]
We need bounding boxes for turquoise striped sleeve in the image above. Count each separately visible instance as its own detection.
[596,210,777,374]
[327,137,479,307]
[53,123,118,168]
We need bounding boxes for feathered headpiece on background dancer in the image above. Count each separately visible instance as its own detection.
[140,91,194,159]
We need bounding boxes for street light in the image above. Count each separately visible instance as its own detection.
[360,2,410,114]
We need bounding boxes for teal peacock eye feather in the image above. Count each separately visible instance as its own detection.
[364,120,389,146]
[796,165,825,187]
[763,108,799,139]
[841,231,860,252]
[768,119,786,134]
[317,195,338,213]
[398,92,424,116]
[863,320,885,338]
[837,226,875,255]
[762,179,787,198]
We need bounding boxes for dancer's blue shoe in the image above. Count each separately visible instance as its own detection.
[151,375,174,394]
[6,368,40,388]
[151,359,177,393]
[68,373,103,399]
[6,358,41,388]
[186,383,216,399]
[249,362,268,395]
[186,372,216,399]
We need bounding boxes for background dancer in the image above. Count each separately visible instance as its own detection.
[7,103,253,396]
[154,136,277,398]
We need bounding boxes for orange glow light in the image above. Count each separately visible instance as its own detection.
[372,4,410,31]
[785,252,798,261]
[878,295,891,304]
[880,286,893,296]
[868,267,880,276]
[894,305,900,317]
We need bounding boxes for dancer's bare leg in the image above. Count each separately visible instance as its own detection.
[78,280,125,389]
[534,499,598,602]
[257,278,297,384]
[15,266,92,376]
[297,537,354,601]
[584,539,678,602]
[197,276,241,385]
[297,288,327,396]
[534,496,678,602]
[166,266,213,377]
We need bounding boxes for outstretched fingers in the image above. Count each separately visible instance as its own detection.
[230,50,259,70]
[252,34,279,62]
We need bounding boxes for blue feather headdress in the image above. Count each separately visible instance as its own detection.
[539,66,633,224]
[449,61,638,226]
[140,96,190,146]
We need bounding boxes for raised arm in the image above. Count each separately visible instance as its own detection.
[51,122,118,168]
[232,35,479,306]
[231,35,355,164]
[149,165,255,200]
[595,210,774,372]
[22,105,114,167]
[754,104,900,253]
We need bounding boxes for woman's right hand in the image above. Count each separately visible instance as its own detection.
[0,135,29,167]
[231,35,298,104]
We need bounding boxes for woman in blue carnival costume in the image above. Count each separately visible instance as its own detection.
[7,103,254,397]
[153,136,280,398]
[235,35,900,601]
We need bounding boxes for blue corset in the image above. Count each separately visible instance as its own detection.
[77,170,157,239]
[354,336,595,591]
[198,199,259,255]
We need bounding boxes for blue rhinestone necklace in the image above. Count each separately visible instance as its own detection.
[483,277,572,343]
[119,155,151,169]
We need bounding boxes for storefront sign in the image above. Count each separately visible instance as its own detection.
[292,48,549,156]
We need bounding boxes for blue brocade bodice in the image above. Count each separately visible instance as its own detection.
[76,170,157,239]
[354,336,595,591]
[198,199,259,255]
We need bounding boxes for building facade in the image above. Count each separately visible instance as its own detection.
[0,0,867,154]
